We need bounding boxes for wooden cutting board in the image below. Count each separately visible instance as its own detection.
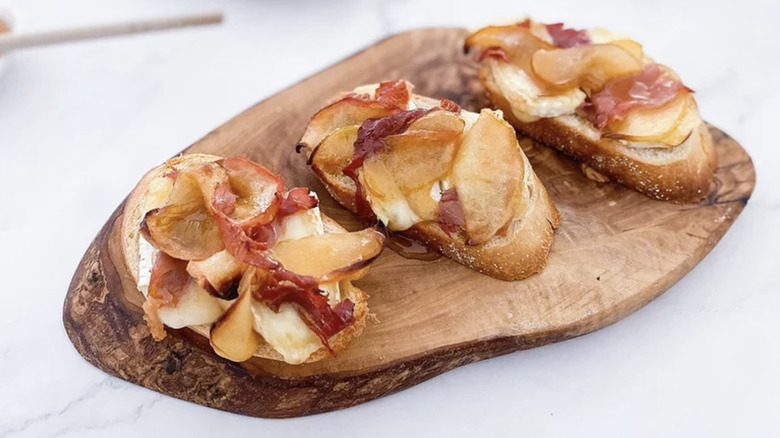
[63,28,755,418]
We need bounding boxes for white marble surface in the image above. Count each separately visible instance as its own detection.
[0,0,777,436]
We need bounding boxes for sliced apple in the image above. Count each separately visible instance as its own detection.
[464,25,552,60]
[220,157,282,226]
[299,97,399,154]
[310,125,358,181]
[360,156,420,230]
[605,93,698,146]
[186,250,245,299]
[403,183,440,222]
[610,39,644,60]
[451,110,524,245]
[381,132,458,191]
[407,110,465,133]
[270,228,385,282]
[210,268,262,362]
[531,44,643,92]
[142,172,224,261]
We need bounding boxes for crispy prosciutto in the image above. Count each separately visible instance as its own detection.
[339,85,466,225]
[439,98,462,113]
[437,188,466,236]
[544,23,590,48]
[140,158,381,353]
[375,80,411,108]
[343,108,432,223]
[578,63,690,129]
[144,253,190,340]
[253,268,354,350]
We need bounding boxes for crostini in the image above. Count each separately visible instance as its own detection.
[465,19,717,203]
[297,80,561,280]
[121,154,384,364]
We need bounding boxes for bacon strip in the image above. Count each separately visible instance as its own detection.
[578,63,690,129]
[437,187,466,236]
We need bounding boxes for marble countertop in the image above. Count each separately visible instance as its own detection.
[1,0,777,436]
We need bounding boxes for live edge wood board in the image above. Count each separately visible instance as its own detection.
[63,28,755,418]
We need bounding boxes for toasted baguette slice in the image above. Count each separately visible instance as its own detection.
[481,68,717,203]
[466,22,718,203]
[301,87,561,281]
[121,153,368,364]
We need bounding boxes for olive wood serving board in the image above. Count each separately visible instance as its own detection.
[63,28,755,418]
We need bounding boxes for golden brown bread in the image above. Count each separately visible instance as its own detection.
[120,153,368,363]
[317,163,560,280]
[479,65,718,203]
[306,92,561,281]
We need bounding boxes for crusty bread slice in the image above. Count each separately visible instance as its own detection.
[308,94,561,281]
[120,153,368,363]
[479,67,718,203]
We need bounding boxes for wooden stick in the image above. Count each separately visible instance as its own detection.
[0,12,223,53]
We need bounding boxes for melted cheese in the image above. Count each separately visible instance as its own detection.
[278,204,324,241]
[251,302,323,364]
[487,59,586,122]
[364,191,420,231]
[158,281,224,328]
[250,205,337,362]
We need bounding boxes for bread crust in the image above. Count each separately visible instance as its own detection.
[479,67,718,203]
[120,153,368,363]
[308,94,561,281]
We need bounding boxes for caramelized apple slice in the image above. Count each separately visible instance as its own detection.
[604,92,686,141]
[610,39,644,60]
[464,25,553,61]
[606,93,699,146]
[407,110,465,133]
[186,250,245,299]
[220,157,282,226]
[310,125,358,181]
[142,172,224,260]
[531,44,643,91]
[299,97,399,154]
[403,183,440,222]
[210,268,262,362]
[382,131,458,191]
[270,228,385,281]
[360,156,420,230]
[451,110,523,245]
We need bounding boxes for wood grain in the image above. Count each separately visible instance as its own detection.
[63,28,756,418]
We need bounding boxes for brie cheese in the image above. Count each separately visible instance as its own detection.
[488,59,586,122]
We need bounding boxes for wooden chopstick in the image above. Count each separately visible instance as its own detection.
[0,12,223,53]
